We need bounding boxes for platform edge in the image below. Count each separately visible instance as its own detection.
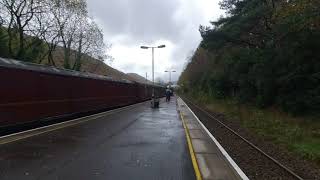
[178,97,249,180]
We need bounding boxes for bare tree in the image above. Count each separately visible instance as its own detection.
[72,19,107,70]
[29,1,60,65]
[48,0,87,69]
[1,0,113,71]
[0,3,3,26]
[0,0,43,58]
[0,14,4,26]
[50,0,73,68]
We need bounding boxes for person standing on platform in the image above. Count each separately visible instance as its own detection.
[165,88,171,102]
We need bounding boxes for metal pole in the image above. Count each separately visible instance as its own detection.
[169,71,171,87]
[145,72,147,97]
[141,45,165,108]
[152,47,154,98]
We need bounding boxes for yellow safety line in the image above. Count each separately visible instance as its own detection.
[180,112,203,180]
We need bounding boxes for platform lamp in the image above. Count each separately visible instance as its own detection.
[164,70,176,88]
[140,44,166,108]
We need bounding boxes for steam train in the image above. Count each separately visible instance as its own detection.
[0,58,165,132]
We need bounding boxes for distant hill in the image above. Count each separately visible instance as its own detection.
[45,47,132,81]
[126,73,152,84]
[0,26,143,82]
[48,47,152,83]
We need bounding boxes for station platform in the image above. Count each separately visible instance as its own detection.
[0,97,195,180]
[0,97,248,180]
[177,98,247,180]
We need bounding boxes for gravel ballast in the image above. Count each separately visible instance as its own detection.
[183,97,320,180]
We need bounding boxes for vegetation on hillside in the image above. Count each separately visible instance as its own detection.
[179,0,320,164]
[180,0,320,115]
[0,0,111,71]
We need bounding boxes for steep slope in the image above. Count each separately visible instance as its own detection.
[126,73,153,84]
[48,47,131,81]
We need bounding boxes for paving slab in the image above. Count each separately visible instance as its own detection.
[192,139,221,154]
[186,123,202,130]
[189,129,209,139]
[196,153,240,180]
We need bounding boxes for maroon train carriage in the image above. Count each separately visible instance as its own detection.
[0,58,164,131]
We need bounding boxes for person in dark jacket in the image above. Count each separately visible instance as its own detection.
[165,88,171,102]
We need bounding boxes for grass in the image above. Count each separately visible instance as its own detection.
[188,92,320,166]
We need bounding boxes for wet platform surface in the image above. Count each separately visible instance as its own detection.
[0,97,195,180]
[177,98,245,180]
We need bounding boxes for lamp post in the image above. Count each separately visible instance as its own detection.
[145,72,148,97]
[164,70,176,87]
[141,44,166,108]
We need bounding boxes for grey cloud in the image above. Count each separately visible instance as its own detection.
[87,0,221,81]
[88,0,184,44]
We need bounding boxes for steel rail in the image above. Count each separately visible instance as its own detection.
[182,97,304,180]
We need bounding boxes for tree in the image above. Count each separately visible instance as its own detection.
[0,0,43,58]
[0,0,112,73]
[180,0,320,114]
[27,1,58,65]
[48,0,87,69]
[0,13,4,26]
[72,19,106,70]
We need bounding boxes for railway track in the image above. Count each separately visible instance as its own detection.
[181,97,310,180]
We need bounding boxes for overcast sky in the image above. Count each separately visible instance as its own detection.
[87,0,224,83]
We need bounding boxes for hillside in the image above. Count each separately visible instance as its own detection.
[49,47,131,81]
[179,0,320,167]
[126,73,153,84]
[0,28,133,81]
